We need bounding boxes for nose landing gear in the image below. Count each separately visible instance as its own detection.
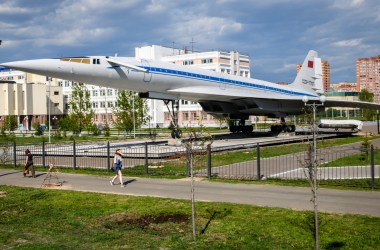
[164,100,182,139]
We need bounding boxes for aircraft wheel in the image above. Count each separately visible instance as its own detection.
[175,129,182,138]
[291,125,296,132]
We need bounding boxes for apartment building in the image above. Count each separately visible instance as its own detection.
[329,82,357,92]
[356,55,380,103]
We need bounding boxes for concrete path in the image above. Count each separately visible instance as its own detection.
[1,169,379,217]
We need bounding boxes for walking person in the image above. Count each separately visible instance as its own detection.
[24,149,34,177]
[110,149,124,187]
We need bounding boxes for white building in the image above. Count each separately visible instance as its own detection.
[135,45,251,127]
[0,68,64,130]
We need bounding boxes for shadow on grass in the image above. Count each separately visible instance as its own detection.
[325,241,345,249]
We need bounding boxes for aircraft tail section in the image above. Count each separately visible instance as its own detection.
[291,50,323,95]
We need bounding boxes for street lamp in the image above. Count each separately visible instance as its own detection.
[302,94,325,250]
[133,93,136,139]
[47,77,52,143]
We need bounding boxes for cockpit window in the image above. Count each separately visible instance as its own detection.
[60,57,90,64]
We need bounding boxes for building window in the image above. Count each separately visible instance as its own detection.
[107,89,113,96]
[100,102,106,108]
[191,112,197,120]
[183,60,194,65]
[107,102,113,108]
[202,112,208,120]
[201,59,213,64]
[54,103,59,107]
[92,102,98,108]
[92,90,98,96]
[183,112,189,120]
[54,91,59,95]
[100,89,105,96]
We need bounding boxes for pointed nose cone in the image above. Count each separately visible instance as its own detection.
[1,59,46,72]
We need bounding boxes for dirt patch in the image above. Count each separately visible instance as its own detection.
[100,212,189,230]
[0,191,7,197]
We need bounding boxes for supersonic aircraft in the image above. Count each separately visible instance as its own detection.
[1,50,379,138]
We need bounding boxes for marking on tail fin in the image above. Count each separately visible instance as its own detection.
[308,60,314,68]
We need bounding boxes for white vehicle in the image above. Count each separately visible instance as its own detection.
[2,50,379,138]
[318,119,363,131]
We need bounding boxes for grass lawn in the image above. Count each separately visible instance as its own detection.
[0,185,379,249]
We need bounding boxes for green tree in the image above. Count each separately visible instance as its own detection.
[56,116,73,137]
[112,90,149,133]
[358,89,376,121]
[68,83,94,134]
[32,122,43,136]
[3,116,18,134]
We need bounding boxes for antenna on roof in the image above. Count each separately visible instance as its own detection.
[190,37,196,53]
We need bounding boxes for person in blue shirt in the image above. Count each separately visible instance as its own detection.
[110,149,124,187]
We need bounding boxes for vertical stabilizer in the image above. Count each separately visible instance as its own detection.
[292,50,322,94]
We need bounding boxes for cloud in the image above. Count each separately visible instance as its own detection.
[333,39,362,47]
[272,63,298,74]
[0,1,35,14]
[161,13,242,48]
[1,0,379,83]
[331,0,365,9]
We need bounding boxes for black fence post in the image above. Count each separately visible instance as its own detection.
[207,144,212,179]
[13,141,16,168]
[107,141,110,172]
[73,140,77,169]
[42,141,46,168]
[145,142,149,175]
[370,144,375,188]
[256,143,261,180]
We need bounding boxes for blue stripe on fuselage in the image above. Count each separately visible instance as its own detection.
[110,65,317,97]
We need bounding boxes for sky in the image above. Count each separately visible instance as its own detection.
[0,0,379,84]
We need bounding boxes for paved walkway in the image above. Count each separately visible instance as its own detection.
[1,169,379,217]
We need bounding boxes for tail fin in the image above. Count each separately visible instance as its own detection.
[292,50,323,94]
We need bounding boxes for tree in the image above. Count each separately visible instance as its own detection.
[359,89,376,121]
[68,83,94,134]
[3,116,18,134]
[181,126,213,241]
[112,90,149,133]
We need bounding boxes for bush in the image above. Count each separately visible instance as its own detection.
[32,122,43,136]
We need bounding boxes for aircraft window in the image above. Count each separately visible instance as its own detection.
[60,57,90,64]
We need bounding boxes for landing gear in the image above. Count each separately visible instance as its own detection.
[164,100,182,139]
[170,129,182,139]
[270,117,296,133]
[229,118,253,134]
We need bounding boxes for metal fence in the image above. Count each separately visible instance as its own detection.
[0,139,379,187]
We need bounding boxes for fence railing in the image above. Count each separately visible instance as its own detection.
[0,140,378,187]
